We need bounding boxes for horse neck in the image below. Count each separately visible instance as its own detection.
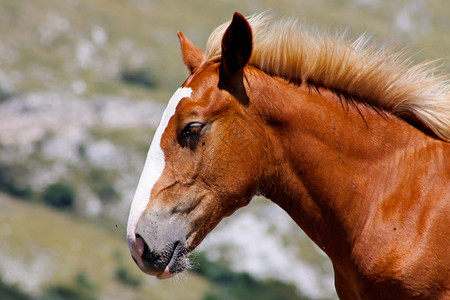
[249,71,434,263]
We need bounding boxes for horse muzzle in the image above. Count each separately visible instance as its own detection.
[128,211,190,278]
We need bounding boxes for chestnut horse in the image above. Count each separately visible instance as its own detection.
[127,13,450,299]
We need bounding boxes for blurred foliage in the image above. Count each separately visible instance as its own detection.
[86,167,119,203]
[42,182,76,210]
[0,279,33,300]
[40,287,81,300]
[0,272,98,300]
[0,89,13,103]
[39,286,92,300]
[113,250,142,287]
[193,253,311,300]
[120,69,157,89]
[38,271,98,300]
[74,272,98,297]
[115,266,142,287]
[0,162,32,199]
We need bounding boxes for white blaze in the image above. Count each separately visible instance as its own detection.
[127,87,192,241]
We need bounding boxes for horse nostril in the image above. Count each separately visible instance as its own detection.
[134,234,163,266]
[141,239,162,265]
[135,235,145,258]
[133,234,165,275]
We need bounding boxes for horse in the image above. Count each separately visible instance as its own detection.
[127,12,450,299]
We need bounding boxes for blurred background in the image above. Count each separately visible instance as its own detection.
[0,0,448,299]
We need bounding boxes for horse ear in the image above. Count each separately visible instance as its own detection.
[177,31,204,74]
[220,12,253,77]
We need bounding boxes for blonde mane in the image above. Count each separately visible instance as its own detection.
[204,14,450,142]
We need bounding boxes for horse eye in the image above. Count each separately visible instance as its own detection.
[182,122,204,137]
[179,122,205,149]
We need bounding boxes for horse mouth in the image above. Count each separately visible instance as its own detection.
[156,241,190,279]
[164,241,190,274]
[139,238,190,278]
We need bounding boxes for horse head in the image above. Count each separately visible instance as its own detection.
[127,13,274,279]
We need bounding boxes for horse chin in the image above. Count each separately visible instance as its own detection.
[156,266,176,279]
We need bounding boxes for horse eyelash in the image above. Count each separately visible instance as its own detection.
[182,122,204,137]
[178,122,206,149]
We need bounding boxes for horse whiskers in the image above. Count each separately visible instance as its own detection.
[186,252,202,272]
